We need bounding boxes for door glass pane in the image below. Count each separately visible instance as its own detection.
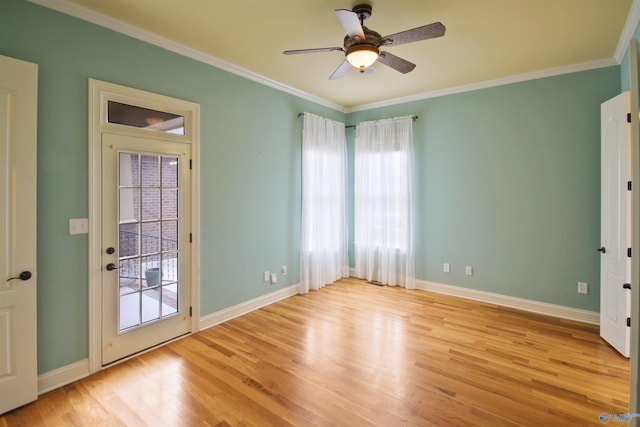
[162,252,178,283]
[119,223,139,257]
[119,188,140,222]
[142,255,161,288]
[141,222,160,255]
[162,284,178,316]
[162,221,178,252]
[117,151,181,332]
[119,258,140,295]
[119,153,139,186]
[162,190,178,219]
[141,289,160,323]
[120,293,140,330]
[141,189,160,220]
[162,157,178,187]
[141,155,160,187]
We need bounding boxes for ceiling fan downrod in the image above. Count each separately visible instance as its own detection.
[353,4,372,26]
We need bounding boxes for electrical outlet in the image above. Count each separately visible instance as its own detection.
[263,271,270,282]
[270,273,277,284]
[281,265,287,275]
[578,282,588,294]
[443,263,450,273]
[465,266,473,276]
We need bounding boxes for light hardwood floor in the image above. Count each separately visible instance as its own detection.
[1,278,629,426]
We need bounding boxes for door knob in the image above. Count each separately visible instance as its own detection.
[6,271,32,282]
[597,247,606,254]
[106,263,118,271]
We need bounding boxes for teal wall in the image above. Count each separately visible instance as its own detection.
[0,0,344,374]
[348,67,620,312]
[0,0,622,375]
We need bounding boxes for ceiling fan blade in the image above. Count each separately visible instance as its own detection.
[381,22,446,47]
[283,47,343,55]
[377,51,416,74]
[335,9,365,40]
[329,59,351,80]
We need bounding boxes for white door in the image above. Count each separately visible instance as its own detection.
[0,55,38,413]
[102,132,191,365]
[600,92,631,357]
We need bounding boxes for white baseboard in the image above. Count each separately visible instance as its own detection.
[38,358,90,395]
[416,280,600,325]
[35,285,300,395]
[199,284,300,331]
[35,279,596,396]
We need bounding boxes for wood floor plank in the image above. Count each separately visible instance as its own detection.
[0,278,629,426]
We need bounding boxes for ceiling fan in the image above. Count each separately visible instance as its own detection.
[283,4,446,80]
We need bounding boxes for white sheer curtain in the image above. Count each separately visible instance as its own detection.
[354,116,415,288]
[300,113,348,294]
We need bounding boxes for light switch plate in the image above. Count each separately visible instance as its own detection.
[69,218,88,235]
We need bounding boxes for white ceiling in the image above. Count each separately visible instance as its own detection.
[39,0,635,110]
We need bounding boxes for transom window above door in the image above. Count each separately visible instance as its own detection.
[107,101,185,135]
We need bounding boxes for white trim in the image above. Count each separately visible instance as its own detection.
[416,280,600,325]
[627,38,640,418]
[28,0,628,113]
[199,284,300,331]
[87,80,101,374]
[190,111,202,334]
[37,359,90,395]
[346,58,618,113]
[34,278,597,396]
[615,0,640,63]
[88,79,201,372]
[28,0,344,113]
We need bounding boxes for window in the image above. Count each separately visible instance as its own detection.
[357,150,409,249]
[300,113,348,293]
[354,116,415,288]
[108,101,185,135]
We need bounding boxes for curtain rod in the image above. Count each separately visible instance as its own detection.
[297,112,418,128]
[346,115,418,129]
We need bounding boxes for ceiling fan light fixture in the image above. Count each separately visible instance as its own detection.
[346,44,379,72]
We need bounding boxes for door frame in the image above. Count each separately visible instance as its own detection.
[88,79,200,373]
[629,39,640,423]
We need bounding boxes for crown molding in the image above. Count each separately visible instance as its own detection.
[28,0,346,113]
[346,57,618,113]
[28,0,630,114]
[615,0,640,63]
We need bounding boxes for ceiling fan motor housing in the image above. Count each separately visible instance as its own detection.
[343,26,381,50]
[344,26,381,72]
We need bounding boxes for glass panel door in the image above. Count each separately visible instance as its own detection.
[101,132,190,365]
